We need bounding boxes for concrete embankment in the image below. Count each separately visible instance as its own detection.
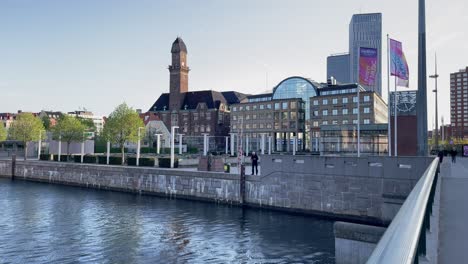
[0,155,433,225]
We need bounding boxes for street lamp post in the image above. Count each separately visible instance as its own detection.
[429,54,439,150]
[37,130,46,160]
[171,126,179,168]
[136,127,145,166]
[58,134,62,161]
[155,133,162,155]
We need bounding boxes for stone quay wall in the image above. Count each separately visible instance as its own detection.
[0,155,434,224]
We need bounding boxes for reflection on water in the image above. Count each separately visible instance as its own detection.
[0,178,335,263]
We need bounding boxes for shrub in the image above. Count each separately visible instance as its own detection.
[96,155,122,165]
[128,157,155,167]
[39,154,51,161]
[83,155,97,164]
[158,157,178,168]
[52,155,69,162]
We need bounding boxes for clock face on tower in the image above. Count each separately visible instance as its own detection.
[391,90,417,116]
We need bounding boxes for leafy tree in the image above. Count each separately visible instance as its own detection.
[40,115,51,130]
[8,113,44,160]
[52,115,87,156]
[0,126,7,142]
[102,103,144,165]
[76,116,96,132]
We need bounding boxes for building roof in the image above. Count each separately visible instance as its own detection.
[247,93,273,99]
[221,91,249,104]
[171,37,187,53]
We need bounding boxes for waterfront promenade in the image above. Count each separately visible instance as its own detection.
[439,157,468,263]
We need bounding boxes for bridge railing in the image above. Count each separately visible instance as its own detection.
[367,157,439,264]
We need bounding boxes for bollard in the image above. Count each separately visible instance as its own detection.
[11,154,16,180]
[240,164,245,205]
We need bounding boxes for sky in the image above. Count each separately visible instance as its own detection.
[1,0,467,127]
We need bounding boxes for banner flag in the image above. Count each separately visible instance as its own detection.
[359,47,378,86]
[390,38,410,87]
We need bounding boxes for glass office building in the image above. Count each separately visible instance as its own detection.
[349,13,382,95]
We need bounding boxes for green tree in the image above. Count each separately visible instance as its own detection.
[52,115,87,156]
[41,115,51,130]
[8,113,44,160]
[76,116,96,132]
[102,103,144,165]
[0,126,7,142]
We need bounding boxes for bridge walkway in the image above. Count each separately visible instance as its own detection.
[439,157,468,263]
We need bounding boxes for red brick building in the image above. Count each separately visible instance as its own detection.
[148,38,247,137]
[450,66,468,139]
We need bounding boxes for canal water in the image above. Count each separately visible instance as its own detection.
[0,178,335,263]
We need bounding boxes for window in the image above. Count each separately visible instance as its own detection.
[252,114,257,119]
[323,121,328,125]
[239,106,244,111]
[267,104,272,109]
[282,102,288,109]
[323,110,328,116]
[246,106,250,111]
[194,113,199,121]
[232,107,237,112]
[343,120,348,124]
[353,96,358,103]
[233,115,237,121]
[313,100,319,106]
[260,104,264,110]
[290,112,297,119]
[343,109,348,115]
[343,98,348,104]
[253,105,257,110]
[246,114,250,120]
[323,99,328,105]
[352,119,358,124]
[206,113,211,120]
[364,107,370,114]
[246,124,250,129]
[313,110,319,116]
[364,119,370,124]
[332,98,338,104]
[206,126,211,132]
[332,109,338,116]
[200,125,205,132]
[353,108,358,114]
[313,121,319,127]
[282,112,288,120]
[364,95,370,102]
[290,102,297,109]
[274,103,280,110]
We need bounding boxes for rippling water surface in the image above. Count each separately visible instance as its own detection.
[0,178,335,263]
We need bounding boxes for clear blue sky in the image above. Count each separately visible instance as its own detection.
[1,0,467,126]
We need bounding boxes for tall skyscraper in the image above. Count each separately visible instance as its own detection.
[450,67,468,139]
[327,53,350,83]
[349,13,382,95]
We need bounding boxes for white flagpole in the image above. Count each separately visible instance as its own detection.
[387,34,392,156]
[394,74,398,156]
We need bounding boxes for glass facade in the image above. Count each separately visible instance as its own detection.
[272,77,319,119]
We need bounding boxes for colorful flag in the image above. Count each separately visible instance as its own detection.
[359,47,378,86]
[390,39,409,87]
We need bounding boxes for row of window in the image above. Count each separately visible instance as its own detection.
[313,107,371,116]
[320,88,358,96]
[232,123,273,130]
[313,95,371,106]
[312,119,371,126]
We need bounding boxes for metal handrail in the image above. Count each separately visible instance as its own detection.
[367,157,439,264]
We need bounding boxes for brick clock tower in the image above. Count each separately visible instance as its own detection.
[168,37,190,110]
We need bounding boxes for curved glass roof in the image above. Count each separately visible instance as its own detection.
[272,76,321,119]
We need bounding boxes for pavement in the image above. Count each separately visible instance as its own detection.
[438,157,468,263]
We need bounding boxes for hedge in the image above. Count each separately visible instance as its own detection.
[97,155,122,165]
[127,157,155,167]
[40,154,51,161]
[52,155,69,162]
[158,157,178,168]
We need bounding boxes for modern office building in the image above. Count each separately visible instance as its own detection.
[148,38,248,139]
[327,53,350,83]
[310,83,388,152]
[450,66,468,139]
[349,13,382,95]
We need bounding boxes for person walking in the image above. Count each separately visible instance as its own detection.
[250,151,259,175]
[438,149,444,164]
[451,149,457,163]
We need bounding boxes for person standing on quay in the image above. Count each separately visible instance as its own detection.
[438,149,444,164]
[250,151,259,175]
[451,149,457,163]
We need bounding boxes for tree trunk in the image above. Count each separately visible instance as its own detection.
[121,145,125,165]
[24,142,27,161]
[67,141,71,161]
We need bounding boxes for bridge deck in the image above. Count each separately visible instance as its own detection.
[439,156,468,263]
